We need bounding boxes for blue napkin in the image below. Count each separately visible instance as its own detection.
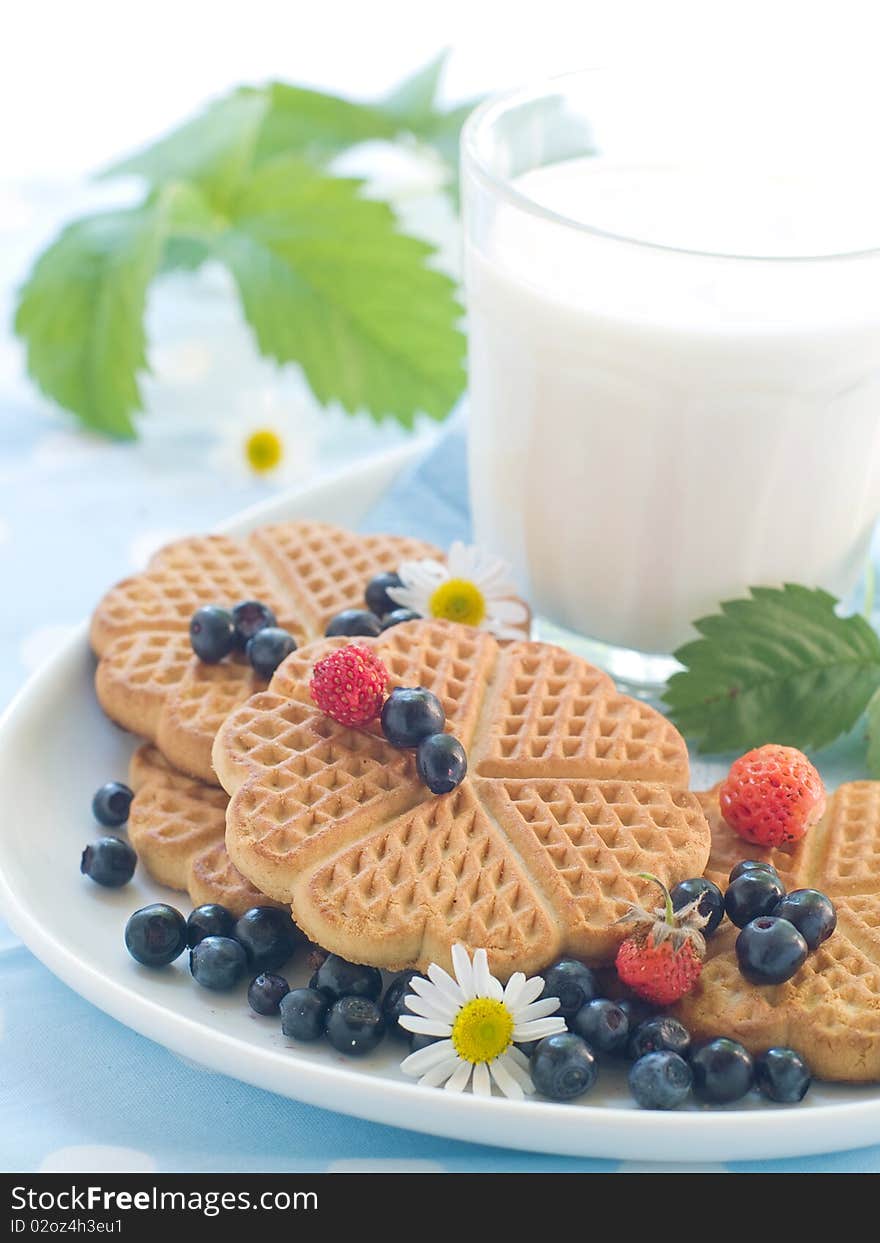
[361,416,471,546]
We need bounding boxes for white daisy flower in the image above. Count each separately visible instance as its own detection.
[398,946,566,1099]
[210,382,320,485]
[388,542,529,640]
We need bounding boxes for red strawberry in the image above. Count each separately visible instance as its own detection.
[719,744,825,848]
[309,645,388,727]
[615,874,708,1006]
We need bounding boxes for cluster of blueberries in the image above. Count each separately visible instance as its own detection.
[511,958,811,1109]
[189,600,296,677]
[188,574,420,680]
[80,781,138,887]
[324,571,420,638]
[81,782,817,1109]
[671,861,837,985]
[379,687,467,796]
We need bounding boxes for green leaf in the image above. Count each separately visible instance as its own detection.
[101,91,268,207]
[14,190,181,437]
[253,83,398,165]
[381,52,481,202]
[663,583,880,753]
[866,690,880,776]
[215,156,465,426]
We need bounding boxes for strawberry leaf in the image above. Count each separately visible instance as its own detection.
[663,583,880,753]
[215,156,465,426]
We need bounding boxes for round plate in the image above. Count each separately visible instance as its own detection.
[1,447,879,1162]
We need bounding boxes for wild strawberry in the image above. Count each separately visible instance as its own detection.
[719,744,826,847]
[615,874,708,1006]
[309,645,388,727]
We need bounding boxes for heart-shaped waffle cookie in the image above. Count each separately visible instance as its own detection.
[91,522,440,784]
[673,784,880,1082]
[213,619,710,979]
[128,744,284,915]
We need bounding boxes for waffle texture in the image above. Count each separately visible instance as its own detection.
[214,619,709,979]
[91,522,440,783]
[674,784,880,1082]
[128,744,282,915]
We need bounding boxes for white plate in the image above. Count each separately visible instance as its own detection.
[1,443,879,1164]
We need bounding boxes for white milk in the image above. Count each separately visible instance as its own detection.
[466,157,880,654]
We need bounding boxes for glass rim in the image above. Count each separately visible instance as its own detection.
[460,69,880,264]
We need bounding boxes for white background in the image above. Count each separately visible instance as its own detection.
[4,0,880,182]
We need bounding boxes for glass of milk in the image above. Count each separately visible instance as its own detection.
[461,69,880,685]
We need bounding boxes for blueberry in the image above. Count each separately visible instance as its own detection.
[247,973,290,1015]
[280,987,329,1040]
[729,859,781,885]
[690,1038,755,1103]
[627,1015,691,1061]
[724,870,786,928]
[381,970,426,1037]
[245,627,297,679]
[772,889,837,951]
[312,953,382,1002]
[325,996,387,1055]
[415,733,467,795]
[92,781,133,829]
[569,998,629,1054]
[365,572,403,617]
[231,600,277,649]
[529,1032,598,1100]
[190,936,247,990]
[189,605,236,663]
[234,907,301,972]
[735,916,808,985]
[539,959,597,1018]
[381,608,421,630]
[629,1051,692,1110]
[324,609,382,638]
[80,837,136,887]
[124,903,187,967]
[670,877,725,935]
[755,1047,812,1103]
[186,903,235,947]
[409,1032,437,1054]
[616,996,657,1030]
[381,687,446,749]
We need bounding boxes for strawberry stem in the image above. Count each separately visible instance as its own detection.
[637,872,674,925]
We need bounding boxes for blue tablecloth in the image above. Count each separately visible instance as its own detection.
[2,401,879,1174]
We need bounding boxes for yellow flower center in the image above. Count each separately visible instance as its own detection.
[244,428,284,474]
[429,578,486,627]
[451,998,514,1064]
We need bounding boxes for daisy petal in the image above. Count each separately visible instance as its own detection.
[473,1061,492,1097]
[472,949,502,1000]
[398,1015,453,1038]
[451,945,476,999]
[426,963,466,1008]
[400,1038,455,1076]
[419,1056,461,1088]
[500,1052,536,1095]
[507,1045,531,1071]
[512,1017,567,1042]
[515,976,546,1008]
[445,1059,473,1093]
[489,1055,524,1100]
[402,994,458,1023]
[512,997,564,1023]
[489,598,529,623]
[502,972,527,1010]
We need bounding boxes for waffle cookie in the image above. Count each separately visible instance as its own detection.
[213,619,710,980]
[91,522,440,784]
[128,743,283,916]
[674,784,880,1082]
